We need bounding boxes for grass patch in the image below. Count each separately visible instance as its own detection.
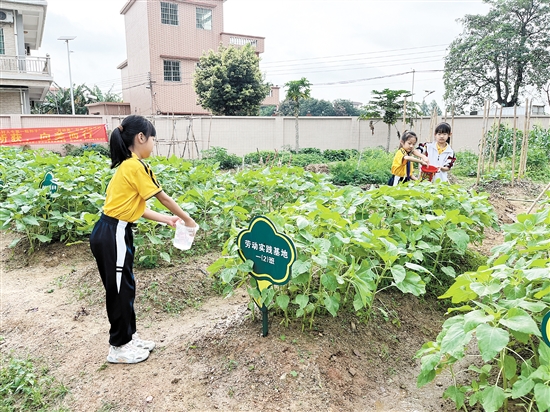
[0,354,69,411]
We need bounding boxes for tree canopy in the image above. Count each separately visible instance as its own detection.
[444,0,550,110]
[32,83,121,114]
[360,89,411,151]
[194,44,271,116]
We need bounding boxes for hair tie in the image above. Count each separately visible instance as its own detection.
[117,125,123,132]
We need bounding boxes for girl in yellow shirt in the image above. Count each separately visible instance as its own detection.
[90,115,196,364]
[389,131,428,186]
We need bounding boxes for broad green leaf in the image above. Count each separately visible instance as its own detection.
[22,215,40,226]
[463,310,493,332]
[479,386,506,412]
[391,265,406,283]
[321,273,339,292]
[476,324,509,362]
[394,271,425,296]
[470,279,503,297]
[446,229,469,253]
[160,252,170,263]
[512,377,535,399]
[323,294,339,317]
[443,386,465,409]
[499,308,541,336]
[292,259,311,275]
[294,294,309,309]
[503,354,517,380]
[441,322,471,358]
[535,383,550,412]
[417,369,436,388]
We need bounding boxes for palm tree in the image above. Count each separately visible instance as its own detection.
[284,78,311,151]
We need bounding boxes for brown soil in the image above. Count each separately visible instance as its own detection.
[0,181,546,412]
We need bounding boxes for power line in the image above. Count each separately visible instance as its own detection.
[261,43,448,65]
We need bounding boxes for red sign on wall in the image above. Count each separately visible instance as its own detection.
[0,125,108,145]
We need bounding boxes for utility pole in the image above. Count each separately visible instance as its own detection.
[146,72,155,115]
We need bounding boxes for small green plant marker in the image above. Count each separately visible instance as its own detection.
[237,215,296,337]
[39,171,58,197]
[542,312,550,348]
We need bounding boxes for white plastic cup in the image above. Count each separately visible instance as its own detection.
[173,220,199,251]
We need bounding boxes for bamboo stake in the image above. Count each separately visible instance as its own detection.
[402,97,407,135]
[522,99,532,176]
[511,104,518,186]
[429,107,438,142]
[451,105,455,135]
[519,99,529,178]
[476,100,489,185]
[492,105,503,169]
[480,100,491,176]
[487,104,498,171]
[527,182,550,214]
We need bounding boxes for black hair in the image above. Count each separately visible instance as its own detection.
[109,115,156,168]
[400,130,417,143]
[434,122,451,135]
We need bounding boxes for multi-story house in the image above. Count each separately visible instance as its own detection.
[118,0,278,116]
[0,0,51,114]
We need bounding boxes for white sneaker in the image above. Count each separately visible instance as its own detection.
[107,341,150,364]
[132,333,156,351]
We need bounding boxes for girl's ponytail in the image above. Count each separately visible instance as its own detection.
[109,126,132,168]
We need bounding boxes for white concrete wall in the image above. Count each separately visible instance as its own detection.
[1,114,549,158]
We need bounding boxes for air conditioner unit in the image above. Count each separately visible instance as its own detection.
[0,10,14,23]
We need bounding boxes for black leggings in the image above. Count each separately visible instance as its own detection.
[90,214,136,347]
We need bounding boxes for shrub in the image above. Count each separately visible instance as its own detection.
[329,148,392,185]
[201,146,242,170]
[64,143,110,157]
[323,149,358,162]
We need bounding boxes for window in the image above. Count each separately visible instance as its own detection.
[0,28,4,54]
[161,2,178,25]
[164,60,181,82]
[196,8,212,30]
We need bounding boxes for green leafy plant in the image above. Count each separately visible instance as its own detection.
[416,208,550,412]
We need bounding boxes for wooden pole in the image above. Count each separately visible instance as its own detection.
[451,105,455,135]
[511,105,518,185]
[519,99,529,178]
[522,99,532,176]
[492,105,503,169]
[480,100,491,175]
[527,182,550,214]
[476,100,489,185]
[402,97,407,135]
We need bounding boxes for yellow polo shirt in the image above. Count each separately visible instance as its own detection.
[103,153,162,222]
[391,148,414,177]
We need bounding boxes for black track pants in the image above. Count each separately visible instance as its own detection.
[90,214,136,347]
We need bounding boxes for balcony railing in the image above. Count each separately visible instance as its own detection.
[220,33,264,53]
[229,37,258,47]
[0,55,51,76]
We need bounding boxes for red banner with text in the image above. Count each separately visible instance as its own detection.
[0,125,108,146]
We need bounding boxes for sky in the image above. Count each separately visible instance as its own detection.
[37,0,492,109]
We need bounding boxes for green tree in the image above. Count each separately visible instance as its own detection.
[277,97,334,117]
[284,77,312,151]
[32,83,121,114]
[333,99,360,116]
[194,44,270,116]
[444,0,550,109]
[259,105,277,116]
[360,89,411,152]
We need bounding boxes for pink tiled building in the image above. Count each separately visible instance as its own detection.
[119,0,278,116]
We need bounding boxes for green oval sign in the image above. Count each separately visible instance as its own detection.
[237,216,296,285]
[542,312,550,348]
